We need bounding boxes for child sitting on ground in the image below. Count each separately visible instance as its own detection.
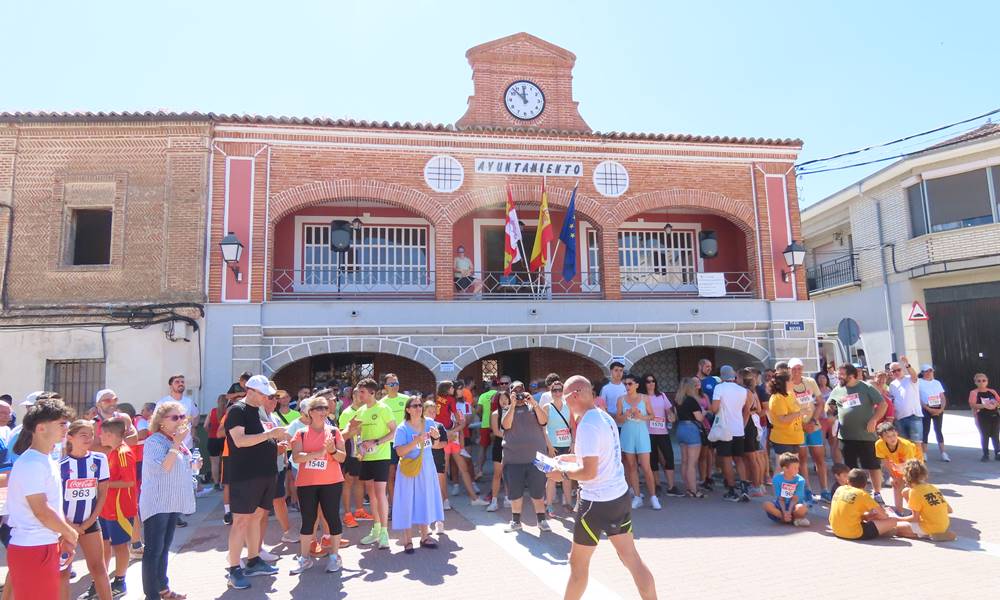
[829,468,897,541]
[762,452,810,527]
[874,422,923,514]
[830,463,850,496]
[896,459,957,542]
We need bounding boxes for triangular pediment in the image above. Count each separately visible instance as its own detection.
[465,32,576,67]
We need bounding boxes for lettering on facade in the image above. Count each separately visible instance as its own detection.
[474,158,583,177]
[784,321,805,331]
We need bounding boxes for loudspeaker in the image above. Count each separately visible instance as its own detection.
[330,220,353,252]
[699,230,718,259]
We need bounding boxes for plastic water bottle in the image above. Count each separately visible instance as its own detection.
[191,448,202,471]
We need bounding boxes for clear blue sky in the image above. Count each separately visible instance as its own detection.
[3,1,998,205]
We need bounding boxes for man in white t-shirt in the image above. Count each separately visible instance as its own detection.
[545,375,656,600]
[156,374,200,449]
[918,365,950,461]
[598,362,628,413]
[888,356,922,442]
[710,365,752,503]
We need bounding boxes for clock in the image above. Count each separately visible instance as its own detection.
[504,80,545,120]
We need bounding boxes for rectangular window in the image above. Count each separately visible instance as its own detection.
[45,359,106,417]
[301,223,430,290]
[70,209,113,265]
[586,228,601,287]
[906,184,928,237]
[618,228,697,289]
[924,169,993,232]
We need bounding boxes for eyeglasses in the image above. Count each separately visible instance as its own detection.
[625,382,638,387]
[499,382,511,386]
[407,403,422,409]
[975,379,988,383]
[386,382,399,388]
[166,414,186,422]
[551,388,563,393]
[890,368,902,373]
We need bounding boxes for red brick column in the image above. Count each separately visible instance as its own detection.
[435,222,455,301]
[600,227,620,300]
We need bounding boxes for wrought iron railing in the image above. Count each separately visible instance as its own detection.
[619,270,755,298]
[806,254,859,293]
[454,270,603,299]
[272,268,435,300]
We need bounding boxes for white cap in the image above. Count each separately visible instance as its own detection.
[787,358,804,369]
[920,364,934,373]
[22,390,45,407]
[719,365,737,381]
[245,375,277,396]
[94,388,117,405]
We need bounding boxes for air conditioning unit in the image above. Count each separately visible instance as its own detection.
[165,320,192,342]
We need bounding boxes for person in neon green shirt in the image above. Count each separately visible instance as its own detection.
[380,373,409,508]
[338,388,367,526]
[477,378,507,476]
[352,379,396,548]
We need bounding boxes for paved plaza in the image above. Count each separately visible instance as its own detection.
[30,414,1000,599]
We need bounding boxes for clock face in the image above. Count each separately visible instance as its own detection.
[504,80,545,120]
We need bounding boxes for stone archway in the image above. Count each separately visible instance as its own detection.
[621,333,770,368]
[269,179,448,226]
[609,188,755,235]
[451,334,615,375]
[261,336,440,378]
[443,183,611,229]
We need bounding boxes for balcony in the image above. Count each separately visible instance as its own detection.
[271,267,755,300]
[807,254,859,294]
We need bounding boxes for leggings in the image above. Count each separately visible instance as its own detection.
[648,434,675,472]
[921,413,944,444]
[298,482,344,536]
[977,411,1000,455]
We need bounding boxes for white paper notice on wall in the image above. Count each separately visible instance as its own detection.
[439,362,457,373]
[696,273,726,298]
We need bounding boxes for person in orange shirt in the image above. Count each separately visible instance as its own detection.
[97,421,137,598]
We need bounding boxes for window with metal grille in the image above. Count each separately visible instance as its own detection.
[45,359,106,417]
[302,223,430,289]
[481,359,499,382]
[618,229,697,286]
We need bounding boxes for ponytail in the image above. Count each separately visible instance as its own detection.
[12,429,33,456]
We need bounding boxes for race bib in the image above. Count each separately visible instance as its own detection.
[842,394,861,409]
[66,478,98,501]
[423,438,433,449]
[648,417,667,434]
[796,392,813,406]
[261,421,275,431]
[555,428,572,445]
[780,482,797,499]
[304,458,327,470]
[927,395,942,408]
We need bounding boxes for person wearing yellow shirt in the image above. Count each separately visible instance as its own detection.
[767,373,804,471]
[896,459,956,541]
[874,422,924,514]
[829,468,897,540]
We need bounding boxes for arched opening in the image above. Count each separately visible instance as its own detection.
[456,348,605,389]
[272,352,437,396]
[631,346,767,395]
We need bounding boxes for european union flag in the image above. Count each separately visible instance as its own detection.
[559,186,578,282]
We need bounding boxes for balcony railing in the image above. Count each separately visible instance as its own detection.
[807,254,860,293]
[271,267,756,300]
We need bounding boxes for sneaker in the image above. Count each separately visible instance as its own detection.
[873,492,886,506]
[129,542,144,559]
[449,483,460,496]
[538,519,552,532]
[664,486,684,497]
[505,520,522,533]
[360,528,381,545]
[223,512,233,526]
[378,530,390,549]
[290,555,314,575]
[940,452,951,463]
[820,490,833,503]
[443,499,452,511]
[545,504,556,518]
[631,495,643,509]
[214,483,224,491]
[243,559,278,577]
[110,577,126,597]
[326,554,343,572]
[722,489,741,503]
[257,549,279,562]
[793,518,811,527]
[342,513,358,528]
[750,486,765,498]
[470,497,489,507]
[930,531,958,542]
[486,499,498,512]
[176,517,188,528]
[503,498,512,508]
[434,521,445,534]
[460,448,472,459]
[227,567,251,590]
[354,509,373,521]
[473,482,481,495]
[281,530,299,544]
[196,487,215,498]
[77,582,98,600]
[650,496,662,511]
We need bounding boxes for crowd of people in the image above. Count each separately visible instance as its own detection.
[1,353,993,600]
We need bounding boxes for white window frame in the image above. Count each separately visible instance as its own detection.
[582,221,703,292]
[909,165,1000,237]
[292,215,435,292]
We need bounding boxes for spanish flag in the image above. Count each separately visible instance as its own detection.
[503,185,522,276]
[529,179,554,272]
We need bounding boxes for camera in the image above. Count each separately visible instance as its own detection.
[515,392,529,403]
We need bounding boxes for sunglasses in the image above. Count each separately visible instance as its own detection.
[407,403,422,409]
[625,381,638,387]
[551,388,563,393]
[499,381,511,386]
[976,379,988,383]
[386,382,399,388]
[310,406,330,412]
[166,414,187,422]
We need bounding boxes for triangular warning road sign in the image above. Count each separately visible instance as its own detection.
[908,301,929,321]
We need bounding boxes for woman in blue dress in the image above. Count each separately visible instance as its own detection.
[391,397,445,553]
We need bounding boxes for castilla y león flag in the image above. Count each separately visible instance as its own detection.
[503,186,522,276]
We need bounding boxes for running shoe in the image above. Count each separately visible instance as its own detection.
[505,520,522,532]
[750,486,765,498]
[631,495,643,509]
[129,542,144,559]
[342,512,359,528]
[722,488,741,503]
[473,482,482,495]
[650,496,662,510]
[664,486,684,497]
[538,519,552,532]
[176,517,188,528]
[195,487,215,498]
[941,452,951,462]
[449,483,461,496]
[873,492,886,506]
[326,554,343,572]
[486,499,498,512]
[223,512,233,526]
[360,528,381,545]
[258,549,279,562]
[290,556,314,575]
[470,497,489,507]
[459,448,472,459]
[243,560,278,577]
[281,530,299,543]
[820,490,833,503]
[434,521,445,534]
[443,499,452,510]
[354,508,373,521]
[378,530,390,549]
[227,567,251,590]
[793,518,811,527]
[77,582,98,600]
[503,498,512,508]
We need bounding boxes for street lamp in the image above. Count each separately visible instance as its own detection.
[782,240,806,283]
[220,231,244,283]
